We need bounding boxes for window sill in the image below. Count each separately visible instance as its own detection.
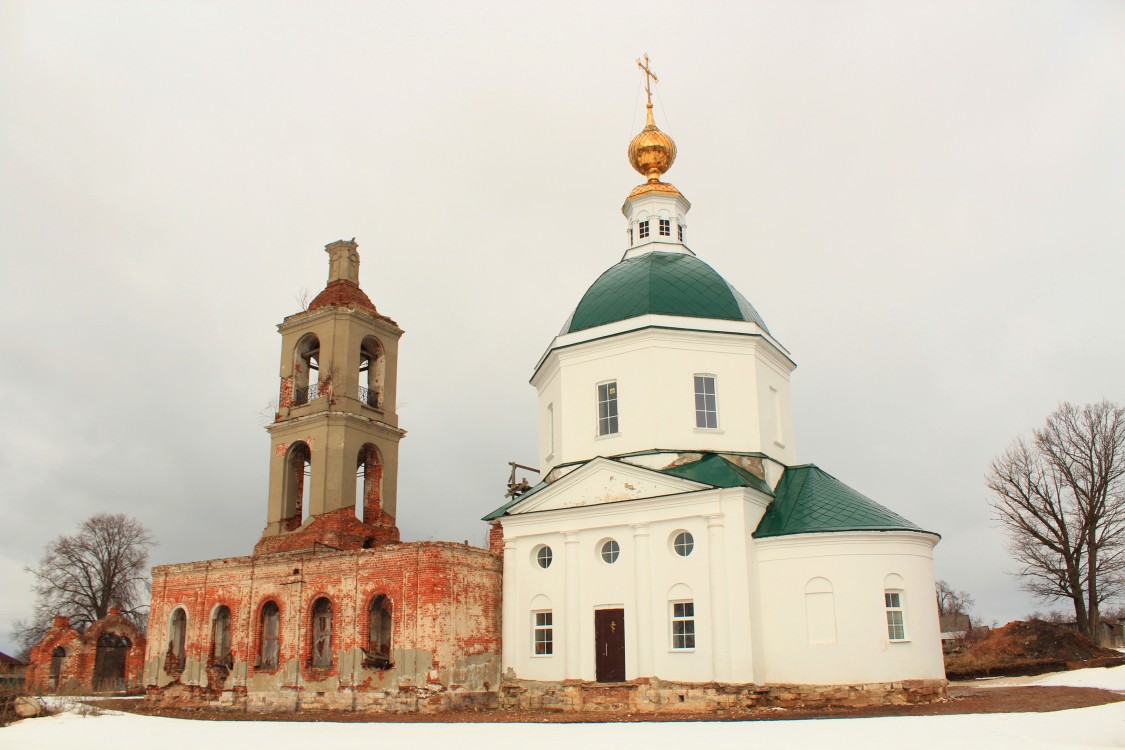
[530,653,554,658]
[773,439,787,449]
[693,427,723,434]
[669,648,696,653]
[594,432,621,441]
[889,639,911,644]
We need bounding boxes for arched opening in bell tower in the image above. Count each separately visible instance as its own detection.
[358,336,385,409]
[356,443,384,522]
[293,334,320,405]
[282,441,312,527]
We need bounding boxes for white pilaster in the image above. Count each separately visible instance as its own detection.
[706,513,732,681]
[564,531,581,679]
[631,523,654,676]
[501,540,518,672]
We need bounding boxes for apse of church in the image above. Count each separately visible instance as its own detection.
[143,241,502,712]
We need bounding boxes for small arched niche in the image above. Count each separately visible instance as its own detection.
[282,441,312,525]
[356,443,383,522]
[804,577,837,645]
[358,336,386,409]
[292,333,320,405]
[366,595,394,669]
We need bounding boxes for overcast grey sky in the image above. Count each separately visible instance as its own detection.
[2,1,1123,656]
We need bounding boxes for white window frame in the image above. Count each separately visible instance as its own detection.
[885,590,907,641]
[535,545,553,569]
[678,224,684,242]
[532,610,553,656]
[597,380,619,437]
[659,218,671,236]
[600,539,620,564]
[638,219,650,239]
[672,530,694,557]
[694,374,718,430]
[670,600,696,651]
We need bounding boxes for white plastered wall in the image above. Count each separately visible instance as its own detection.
[752,531,946,685]
[500,486,771,684]
[532,324,796,473]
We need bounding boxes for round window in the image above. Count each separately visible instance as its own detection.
[600,539,620,564]
[673,531,694,557]
[535,545,553,569]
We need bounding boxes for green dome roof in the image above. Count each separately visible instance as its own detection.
[563,252,769,334]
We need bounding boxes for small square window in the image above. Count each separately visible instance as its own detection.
[533,611,553,655]
[597,381,619,436]
[672,601,695,650]
[694,375,718,429]
[639,220,650,239]
[885,591,906,641]
[659,218,670,236]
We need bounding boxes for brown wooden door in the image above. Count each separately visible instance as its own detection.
[595,608,625,682]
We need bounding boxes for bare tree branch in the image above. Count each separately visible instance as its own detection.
[988,401,1125,639]
[10,513,155,655]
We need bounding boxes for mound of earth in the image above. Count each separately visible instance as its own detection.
[946,619,1124,680]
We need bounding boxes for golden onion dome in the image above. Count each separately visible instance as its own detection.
[628,103,677,182]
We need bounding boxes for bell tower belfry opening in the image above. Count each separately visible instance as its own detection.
[257,239,405,553]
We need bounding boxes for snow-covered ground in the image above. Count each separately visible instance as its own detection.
[6,667,1125,750]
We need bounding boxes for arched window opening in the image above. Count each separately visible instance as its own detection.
[211,606,232,667]
[49,647,65,691]
[282,442,312,525]
[356,444,384,522]
[365,595,393,669]
[167,608,186,673]
[94,632,131,693]
[293,334,320,405]
[358,337,386,409]
[258,601,280,670]
[310,597,333,668]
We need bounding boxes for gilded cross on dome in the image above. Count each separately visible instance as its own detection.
[628,54,677,183]
[636,53,659,107]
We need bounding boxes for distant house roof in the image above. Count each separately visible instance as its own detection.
[753,464,933,539]
[0,651,26,666]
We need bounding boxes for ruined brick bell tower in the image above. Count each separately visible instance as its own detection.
[255,239,405,554]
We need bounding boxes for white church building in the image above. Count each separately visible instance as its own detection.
[485,74,946,709]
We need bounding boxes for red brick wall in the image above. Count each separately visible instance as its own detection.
[146,541,501,707]
[26,612,146,694]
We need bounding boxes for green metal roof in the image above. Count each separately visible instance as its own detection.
[563,252,769,334]
[660,454,774,496]
[753,464,932,539]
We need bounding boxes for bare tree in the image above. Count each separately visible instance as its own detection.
[10,513,155,655]
[935,580,974,617]
[988,401,1125,640]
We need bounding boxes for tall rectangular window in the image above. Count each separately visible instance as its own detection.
[678,224,684,242]
[694,375,718,429]
[885,591,906,641]
[628,227,634,246]
[597,381,619,436]
[638,220,650,239]
[533,611,553,655]
[659,218,671,236]
[671,601,695,650]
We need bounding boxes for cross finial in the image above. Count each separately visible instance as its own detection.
[636,53,659,107]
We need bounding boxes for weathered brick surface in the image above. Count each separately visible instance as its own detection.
[145,541,501,711]
[253,507,400,555]
[498,676,948,712]
[26,611,146,695]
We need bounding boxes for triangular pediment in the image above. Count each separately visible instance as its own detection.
[505,457,711,516]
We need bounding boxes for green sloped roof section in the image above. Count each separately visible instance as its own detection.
[660,454,774,496]
[482,480,550,521]
[753,464,932,538]
[565,252,770,334]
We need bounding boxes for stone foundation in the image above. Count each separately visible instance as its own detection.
[498,676,948,712]
[147,680,498,713]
